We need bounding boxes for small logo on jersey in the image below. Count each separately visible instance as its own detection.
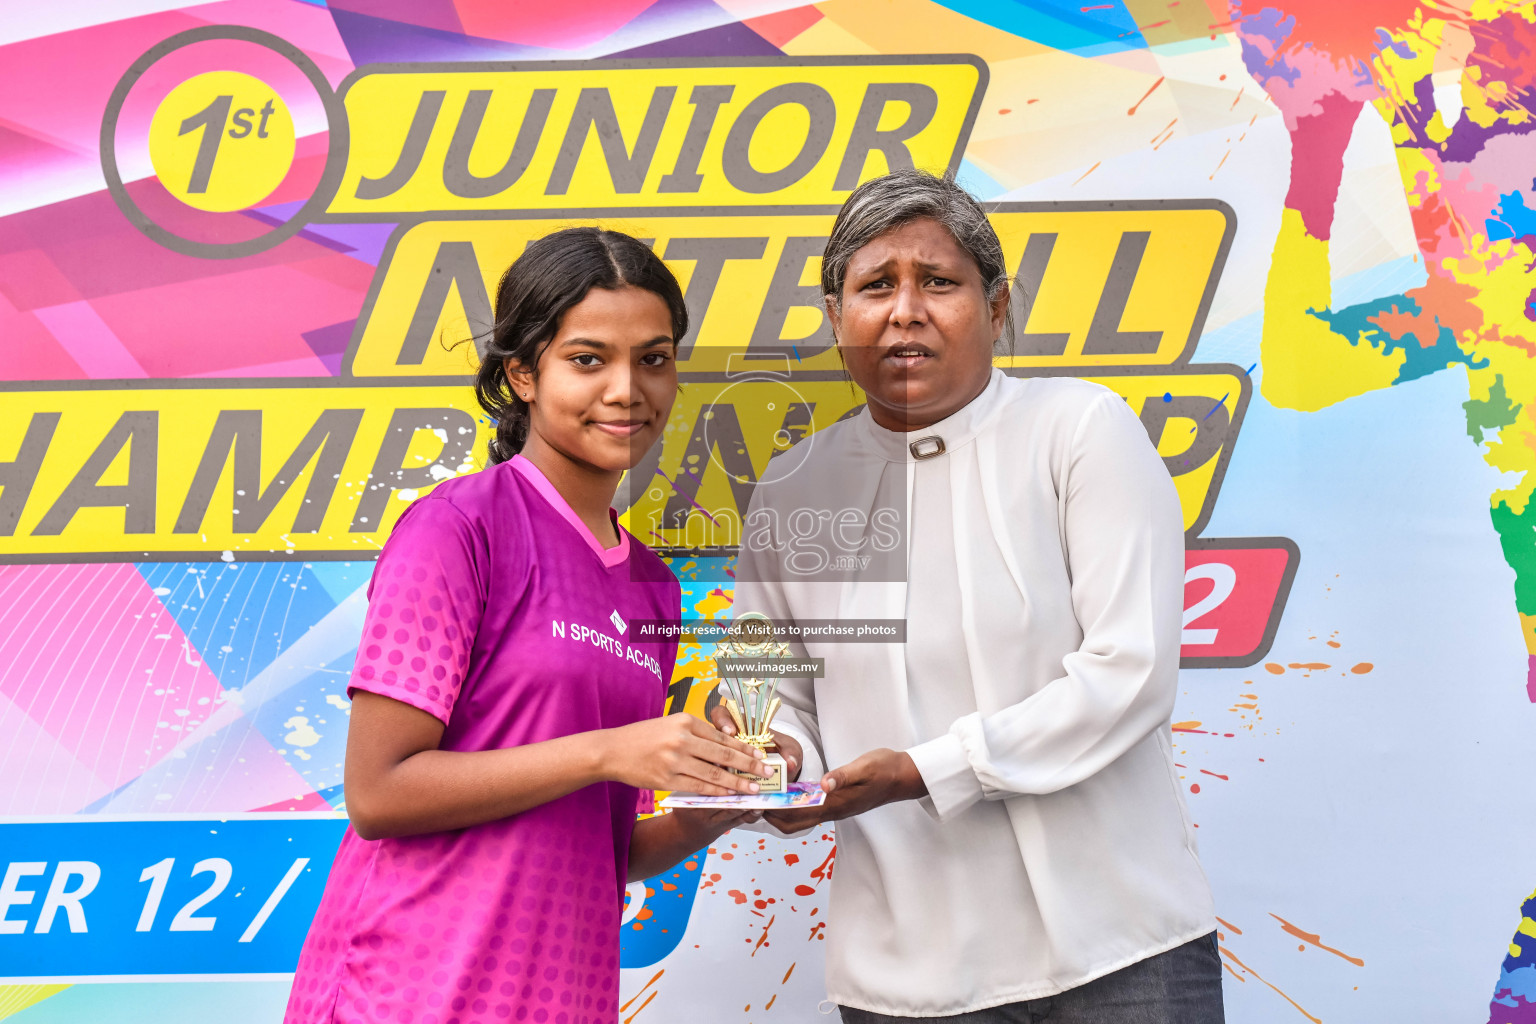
[610,609,628,635]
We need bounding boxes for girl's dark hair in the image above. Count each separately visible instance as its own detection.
[475,227,688,465]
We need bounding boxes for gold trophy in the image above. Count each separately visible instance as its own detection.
[714,612,791,793]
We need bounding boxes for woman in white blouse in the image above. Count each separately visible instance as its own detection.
[711,170,1224,1022]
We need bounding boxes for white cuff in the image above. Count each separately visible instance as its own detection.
[906,731,985,823]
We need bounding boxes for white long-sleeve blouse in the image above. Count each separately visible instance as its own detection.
[729,367,1216,1015]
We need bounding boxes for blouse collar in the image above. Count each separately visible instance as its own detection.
[855,367,1010,464]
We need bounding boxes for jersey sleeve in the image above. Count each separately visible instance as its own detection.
[348,495,487,725]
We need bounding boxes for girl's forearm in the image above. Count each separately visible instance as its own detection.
[348,730,614,840]
[626,814,710,882]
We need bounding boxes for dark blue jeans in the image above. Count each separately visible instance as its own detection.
[838,932,1225,1024]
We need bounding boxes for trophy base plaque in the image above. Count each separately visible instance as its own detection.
[735,751,786,793]
[716,614,792,797]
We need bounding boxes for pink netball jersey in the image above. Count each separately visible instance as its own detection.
[285,455,681,1024]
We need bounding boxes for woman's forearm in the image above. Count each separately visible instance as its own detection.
[348,730,612,840]
[626,811,749,882]
[626,814,699,882]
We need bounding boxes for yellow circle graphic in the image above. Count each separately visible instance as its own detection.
[148,71,296,212]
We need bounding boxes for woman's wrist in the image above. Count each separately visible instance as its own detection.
[632,811,703,865]
[666,809,713,846]
[670,807,736,847]
[891,750,929,802]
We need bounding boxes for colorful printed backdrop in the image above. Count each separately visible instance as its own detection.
[1,1,1534,1022]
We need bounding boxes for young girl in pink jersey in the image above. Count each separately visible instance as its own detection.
[284,228,772,1024]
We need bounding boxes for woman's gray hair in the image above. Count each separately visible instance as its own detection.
[820,169,1013,341]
